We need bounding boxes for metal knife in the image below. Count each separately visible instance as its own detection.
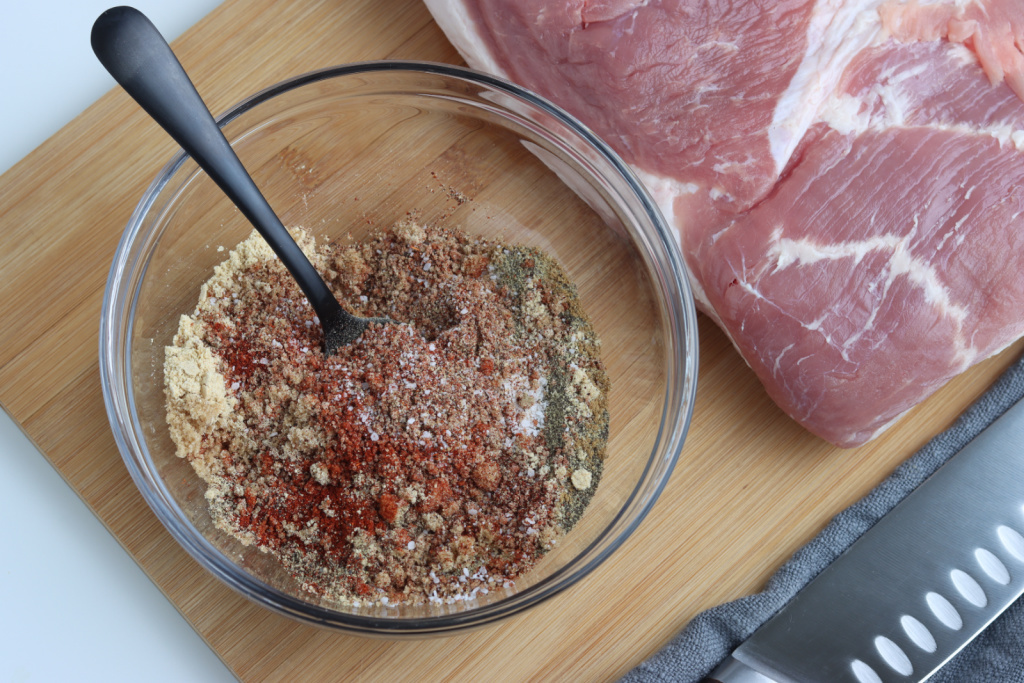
[704,397,1024,683]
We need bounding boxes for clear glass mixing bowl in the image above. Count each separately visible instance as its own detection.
[99,61,698,636]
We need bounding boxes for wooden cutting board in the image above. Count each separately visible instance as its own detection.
[1,0,1020,679]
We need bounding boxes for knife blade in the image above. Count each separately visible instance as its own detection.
[704,396,1024,683]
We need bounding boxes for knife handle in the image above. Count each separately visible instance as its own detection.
[702,656,779,682]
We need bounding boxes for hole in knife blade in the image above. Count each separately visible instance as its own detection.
[998,525,1024,562]
[926,591,963,630]
[875,636,913,675]
[951,569,987,607]
[900,615,936,653]
[850,659,883,683]
[976,548,1010,585]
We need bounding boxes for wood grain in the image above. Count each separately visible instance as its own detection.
[1,0,1020,679]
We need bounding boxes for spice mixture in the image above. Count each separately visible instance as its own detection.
[164,219,608,606]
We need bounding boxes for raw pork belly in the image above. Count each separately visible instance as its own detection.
[424,0,1024,446]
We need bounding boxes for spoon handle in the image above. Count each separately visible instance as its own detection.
[91,6,349,329]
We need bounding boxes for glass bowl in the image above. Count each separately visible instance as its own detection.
[99,61,698,636]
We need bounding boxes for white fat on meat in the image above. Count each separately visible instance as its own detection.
[427,0,506,75]
[769,0,886,171]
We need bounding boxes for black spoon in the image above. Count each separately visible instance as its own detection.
[92,6,388,354]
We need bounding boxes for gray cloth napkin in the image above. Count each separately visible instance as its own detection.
[624,354,1024,683]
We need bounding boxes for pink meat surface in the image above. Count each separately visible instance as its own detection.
[424,0,1024,447]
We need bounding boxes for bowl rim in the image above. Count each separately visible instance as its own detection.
[99,59,699,635]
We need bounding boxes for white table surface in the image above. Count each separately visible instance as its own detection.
[0,3,235,680]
